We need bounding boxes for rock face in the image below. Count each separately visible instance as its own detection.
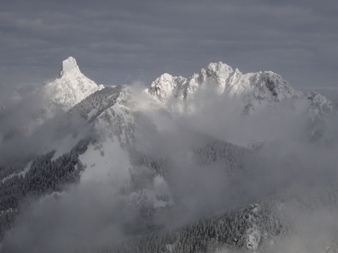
[59,56,81,77]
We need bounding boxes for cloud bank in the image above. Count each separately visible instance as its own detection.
[1,82,338,252]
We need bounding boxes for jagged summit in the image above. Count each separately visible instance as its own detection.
[203,62,234,80]
[0,57,105,138]
[59,56,81,77]
[145,61,333,115]
[146,62,295,103]
[43,57,104,111]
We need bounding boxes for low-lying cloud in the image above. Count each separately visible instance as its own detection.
[1,83,338,252]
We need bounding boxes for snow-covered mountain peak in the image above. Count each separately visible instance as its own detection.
[204,62,234,78]
[248,71,300,99]
[146,62,238,103]
[0,58,105,138]
[43,57,104,111]
[306,91,334,116]
[197,62,237,94]
[146,62,297,104]
[59,56,81,77]
[148,73,187,101]
[145,62,333,117]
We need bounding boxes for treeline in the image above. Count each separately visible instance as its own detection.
[71,85,122,122]
[102,140,283,253]
[101,204,283,253]
[0,138,90,240]
[194,139,255,174]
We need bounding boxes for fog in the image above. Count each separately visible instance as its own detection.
[0,83,91,167]
[1,83,338,252]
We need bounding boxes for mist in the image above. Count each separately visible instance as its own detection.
[1,82,338,252]
[0,84,92,168]
[134,87,338,217]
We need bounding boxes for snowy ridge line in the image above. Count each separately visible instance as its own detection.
[145,62,333,116]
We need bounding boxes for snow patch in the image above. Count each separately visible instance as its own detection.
[246,226,261,251]
[79,137,131,186]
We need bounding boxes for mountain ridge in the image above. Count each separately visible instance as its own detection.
[145,61,333,117]
[1,57,338,253]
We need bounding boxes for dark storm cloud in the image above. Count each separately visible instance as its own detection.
[0,0,337,87]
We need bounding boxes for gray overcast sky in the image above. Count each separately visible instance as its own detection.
[0,0,337,88]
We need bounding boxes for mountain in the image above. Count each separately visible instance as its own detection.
[0,57,103,142]
[0,58,338,253]
[42,56,104,111]
[145,62,333,117]
[26,56,104,134]
[302,87,338,108]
